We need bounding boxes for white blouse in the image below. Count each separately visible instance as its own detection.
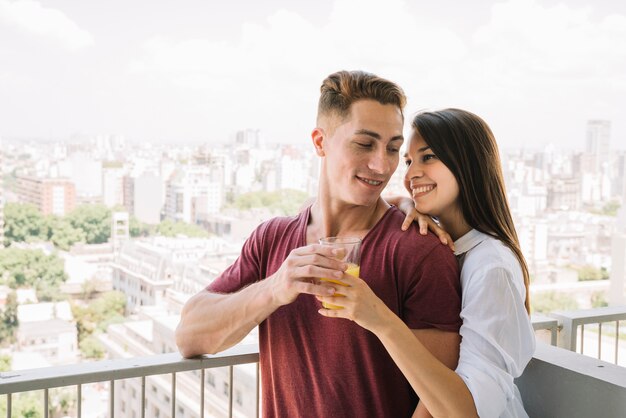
[453,229,536,418]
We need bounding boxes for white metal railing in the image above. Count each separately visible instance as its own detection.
[0,344,259,418]
[531,314,560,346]
[2,307,626,417]
[549,306,626,365]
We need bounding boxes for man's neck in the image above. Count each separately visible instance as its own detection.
[306,196,390,243]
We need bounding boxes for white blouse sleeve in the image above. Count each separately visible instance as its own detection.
[454,264,535,418]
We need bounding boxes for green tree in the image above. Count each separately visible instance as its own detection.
[577,265,609,281]
[0,391,43,418]
[0,291,19,345]
[0,249,67,300]
[157,219,209,238]
[229,189,309,215]
[129,216,153,237]
[2,172,17,193]
[531,291,579,314]
[590,200,621,216]
[90,291,126,330]
[80,278,99,300]
[591,291,609,308]
[0,354,11,371]
[271,189,309,215]
[72,291,126,354]
[67,204,112,244]
[47,217,85,250]
[603,201,620,216]
[79,335,105,359]
[3,203,48,246]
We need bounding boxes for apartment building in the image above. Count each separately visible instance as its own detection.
[99,306,258,418]
[15,175,76,216]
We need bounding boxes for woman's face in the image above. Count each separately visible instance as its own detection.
[403,129,460,219]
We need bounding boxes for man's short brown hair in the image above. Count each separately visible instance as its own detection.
[317,70,406,126]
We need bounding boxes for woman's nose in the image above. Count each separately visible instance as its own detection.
[404,163,424,183]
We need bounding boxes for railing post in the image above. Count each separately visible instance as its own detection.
[553,315,577,351]
[141,376,146,418]
[616,320,620,365]
[531,314,559,346]
[256,362,260,418]
[172,372,176,418]
[550,325,557,346]
[200,368,205,418]
[44,388,49,418]
[228,366,234,418]
[598,323,603,360]
[77,384,82,418]
[109,380,114,418]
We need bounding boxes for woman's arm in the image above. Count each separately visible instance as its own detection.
[387,195,454,250]
[377,313,478,418]
[317,275,478,418]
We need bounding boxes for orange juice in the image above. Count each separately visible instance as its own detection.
[320,264,360,309]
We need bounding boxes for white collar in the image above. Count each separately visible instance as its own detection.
[453,229,489,257]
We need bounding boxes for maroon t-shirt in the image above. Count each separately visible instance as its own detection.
[207,206,461,418]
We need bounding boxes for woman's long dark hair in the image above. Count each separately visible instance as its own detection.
[412,109,531,313]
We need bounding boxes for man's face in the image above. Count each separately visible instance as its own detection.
[319,99,404,206]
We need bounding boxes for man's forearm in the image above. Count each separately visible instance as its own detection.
[176,278,279,357]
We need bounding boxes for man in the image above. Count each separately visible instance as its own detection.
[176,70,461,417]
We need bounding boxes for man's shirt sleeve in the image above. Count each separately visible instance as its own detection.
[402,243,462,332]
[206,223,265,294]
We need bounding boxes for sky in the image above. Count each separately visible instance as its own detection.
[0,0,625,150]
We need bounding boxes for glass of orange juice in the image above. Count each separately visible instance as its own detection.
[319,237,361,309]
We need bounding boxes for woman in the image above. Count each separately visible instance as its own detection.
[317,108,535,418]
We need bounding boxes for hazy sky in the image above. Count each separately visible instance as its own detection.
[1,0,624,150]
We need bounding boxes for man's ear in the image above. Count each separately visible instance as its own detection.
[311,128,326,157]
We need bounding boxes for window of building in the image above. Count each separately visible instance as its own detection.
[207,372,215,387]
[164,394,170,403]
[154,407,160,418]
[223,382,229,397]
[131,388,136,399]
[121,401,126,413]
[152,385,157,393]
[236,390,243,406]
[178,406,185,415]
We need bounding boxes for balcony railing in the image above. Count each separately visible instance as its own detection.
[2,307,626,418]
[550,306,626,365]
[0,344,259,418]
[531,313,560,346]
[517,342,626,418]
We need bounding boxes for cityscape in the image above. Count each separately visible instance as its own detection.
[0,117,624,416]
[1,0,625,416]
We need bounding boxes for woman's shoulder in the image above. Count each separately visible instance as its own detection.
[460,233,521,279]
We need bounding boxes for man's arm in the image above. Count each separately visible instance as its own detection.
[175,279,278,357]
[176,244,345,357]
